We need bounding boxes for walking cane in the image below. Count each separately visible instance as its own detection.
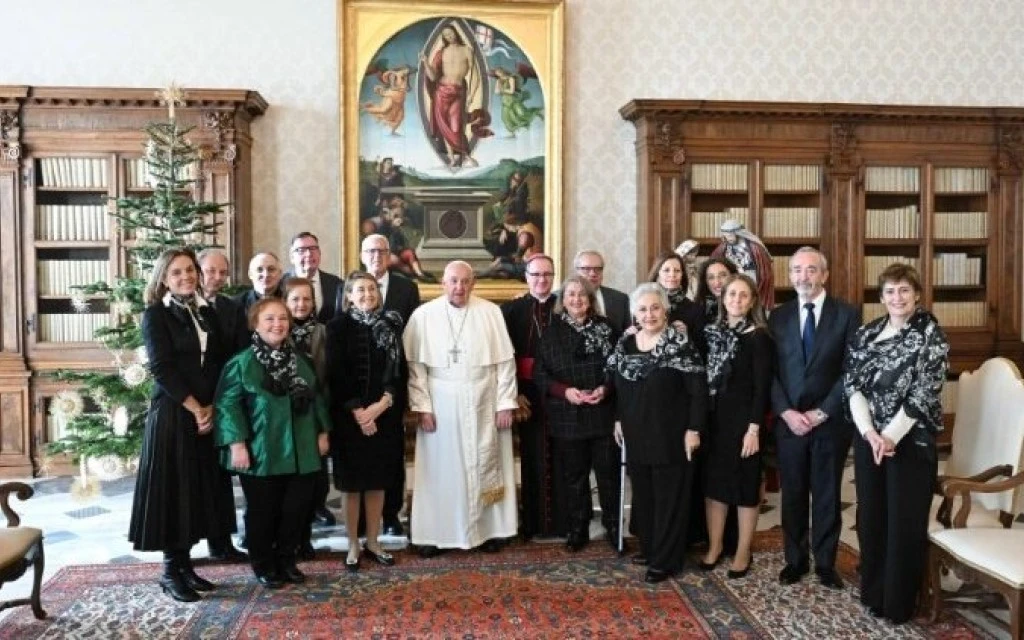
[617,438,626,555]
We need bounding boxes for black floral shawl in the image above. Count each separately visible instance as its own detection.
[606,325,704,382]
[704,319,753,395]
[843,307,949,437]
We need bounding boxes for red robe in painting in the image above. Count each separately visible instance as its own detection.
[427,49,469,154]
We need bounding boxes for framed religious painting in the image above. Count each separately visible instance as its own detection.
[339,0,564,300]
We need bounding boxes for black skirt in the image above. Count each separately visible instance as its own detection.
[128,395,236,551]
[332,407,404,492]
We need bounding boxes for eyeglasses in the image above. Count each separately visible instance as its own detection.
[526,272,554,278]
[362,248,389,255]
[292,245,320,254]
[577,266,604,273]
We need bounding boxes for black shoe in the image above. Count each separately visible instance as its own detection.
[630,553,649,566]
[417,545,446,559]
[254,571,285,589]
[382,517,404,536]
[866,605,884,618]
[778,564,809,585]
[727,559,752,580]
[279,563,306,584]
[313,507,336,527]
[297,541,317,561]
[160,555,201,603]
[565,532,588,552]
[346,552,360,572]
[179,566,215,592]
[478,539,504,553]
[697,553,722,572]
[644,568,672,584]
[816,567,844,590]
[363,547,395,566]
[208,543,247,562]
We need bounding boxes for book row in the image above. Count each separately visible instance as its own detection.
[38,158,109,189]
[932,254,983,287]
[125,158,198,188]
[934,212,987,239]
[864,256,921,284]
[37,260,110,296]
[865,166,920,193]
[762,207,820,238]
[691,208,750,237]
[763,165,821,192]
[933,168,989,194]
[38,313,109,343]
[865,205,920,239]
[36,205,111,242]
[691,164,749,191]
[862,302,986,327]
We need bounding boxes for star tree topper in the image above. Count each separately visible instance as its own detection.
[155,83,187,120]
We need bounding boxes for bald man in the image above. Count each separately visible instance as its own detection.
[403,261,519,556]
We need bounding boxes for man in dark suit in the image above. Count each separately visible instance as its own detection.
[769,247,860,590]
[284,231,344,324]
[360,233,420,535]
[196,247,247,562]
[501,254,564,541]
[573,250,631,334]
[233,252,286,352]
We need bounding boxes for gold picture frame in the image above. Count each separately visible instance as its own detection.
[339,0,564,301]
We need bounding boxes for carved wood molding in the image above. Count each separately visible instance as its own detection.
[0,109,20,164]
[997,126,1024,174]
[201,111,238,165]
[826,122,857,175]
[18,87,268,118]
[652,120,686,166]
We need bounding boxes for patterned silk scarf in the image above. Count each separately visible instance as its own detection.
[250,333,314,412]
[347,307,404,379]
[607,325,704,382]
[704,319,753,395]
[561,311,614,358]
[289,315,318,358]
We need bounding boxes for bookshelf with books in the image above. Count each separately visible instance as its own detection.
[622,100,1024,444]
[0,85,266,477]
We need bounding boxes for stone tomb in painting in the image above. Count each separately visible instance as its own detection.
[407,186,495,270]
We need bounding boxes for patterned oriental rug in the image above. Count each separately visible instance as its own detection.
[0,529,991,639]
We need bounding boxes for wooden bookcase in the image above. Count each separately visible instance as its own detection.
[621,100,1024,441]
[0,86,267,477]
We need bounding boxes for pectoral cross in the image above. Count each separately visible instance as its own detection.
[449,345,462,364]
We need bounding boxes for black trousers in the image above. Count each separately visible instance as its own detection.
[629,460,693,574]
[517,391,565,537]
[553,435,620,535]
[776,421,851,570]
[854,434,936,623]
[239,472,316,571]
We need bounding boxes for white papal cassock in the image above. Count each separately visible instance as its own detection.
[403,294,519,549]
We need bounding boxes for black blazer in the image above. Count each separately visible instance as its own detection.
[599,286,631,336]
[769,294,860,437]
[284,269,344,324]
[142,302,228,406]
[381,271,421,326]
[209,293,244,354]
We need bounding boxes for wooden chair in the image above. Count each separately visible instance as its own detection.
[0,482,46,620]
[931,357,1024,532]
[928,471,1024,639]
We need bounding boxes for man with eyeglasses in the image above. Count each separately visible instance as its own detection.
[574,250,631,335]
[501,254,566,540]
[284,232,343,324]
[357,233,421,536]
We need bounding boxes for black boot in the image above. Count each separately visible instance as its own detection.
[179,553,215,592]
[159,551,200,602]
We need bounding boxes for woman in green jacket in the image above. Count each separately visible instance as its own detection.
[215,296,331,589]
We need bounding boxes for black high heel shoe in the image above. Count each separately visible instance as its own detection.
[363,547,395,566]
[697,553,722,572]
[346,550,360,572]
[726,557,753,579]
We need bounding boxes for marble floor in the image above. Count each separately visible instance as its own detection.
[0,459,1016,638]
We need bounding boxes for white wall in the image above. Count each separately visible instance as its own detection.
[7,0,1024,290]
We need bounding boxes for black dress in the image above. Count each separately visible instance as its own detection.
[128,299,235,551]
[704,327,773,507]
[326,311,404,492]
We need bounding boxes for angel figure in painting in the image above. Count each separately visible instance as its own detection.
[490,65,544,137]
[361,63,415,136]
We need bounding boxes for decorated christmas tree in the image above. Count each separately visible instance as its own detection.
[47,86,228,479]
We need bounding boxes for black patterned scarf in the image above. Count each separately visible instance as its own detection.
[843,307,949,437]
[561,311,614,359]
[348,307,404,379]
[289,315,318,358]
[665,287,688,314]
[702,295,719,323]
[168,292,210,333]
[704,319,753,395]
[250,333,314,413]
[607,325,704,382]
